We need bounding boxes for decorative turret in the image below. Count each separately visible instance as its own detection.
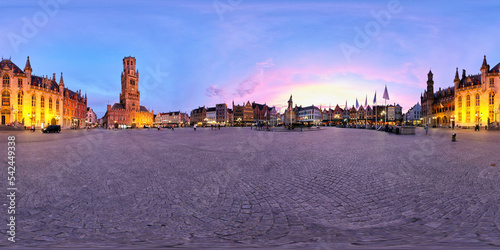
[24,56,32,71]
[454,67,460,90]
[481,55,489,88]
[59,72,65,94]
[481,55,489,71]
[24,56,32,86]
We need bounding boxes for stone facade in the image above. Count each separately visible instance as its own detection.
[0,57,86,129]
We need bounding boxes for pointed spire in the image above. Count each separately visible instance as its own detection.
[25,56,32,70]
[454,67,460,81]
[59,72,64,85]
[482,55,488,69]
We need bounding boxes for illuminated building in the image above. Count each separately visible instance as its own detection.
[102,57,154,129]
[0,57,86,128]
[422,55,500,128]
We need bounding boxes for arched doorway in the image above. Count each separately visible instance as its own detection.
[1,109,11,125]
[50,118,56,125]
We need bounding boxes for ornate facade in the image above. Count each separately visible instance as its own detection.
[102,57,154,128]
[0,57,86,128]
[422,56,500,128]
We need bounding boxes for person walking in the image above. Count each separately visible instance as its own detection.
[194,124,197,131]
[425,124,428,135]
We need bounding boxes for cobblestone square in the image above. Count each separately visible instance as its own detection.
[1,127,500,248]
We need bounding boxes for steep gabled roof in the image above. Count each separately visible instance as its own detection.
[0,59,24,74]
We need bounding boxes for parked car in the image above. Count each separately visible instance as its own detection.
[42,125,61,133]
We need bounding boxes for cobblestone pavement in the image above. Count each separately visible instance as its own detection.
[1,127,500,248]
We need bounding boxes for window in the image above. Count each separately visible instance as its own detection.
[458,112,462,123]
[466,110,470,123]
[458,96,462,108]
[41,96,45,108]
[466,95,470,107]
[130,79,135,86]
[2,90,9,106]
[490,78,495,88]
[18,79,22,88]
[17,92,23,106]
[32,95,36,107]
[475,93,480,106]
[56,99,59,112]
[3,74,10,88]
[490,92,495,105]
[49,98,53,110]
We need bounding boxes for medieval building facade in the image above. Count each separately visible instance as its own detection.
[422,55,500,128]
[0,57,86,129]
[102,57,154,128]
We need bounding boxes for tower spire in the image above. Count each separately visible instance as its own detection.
[454,67,460,81]
[481,55,488,69]
[60,72,64,84]
[25,56,32,71]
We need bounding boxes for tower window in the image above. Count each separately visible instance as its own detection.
[18,79,22,88]
[130,79,135,86]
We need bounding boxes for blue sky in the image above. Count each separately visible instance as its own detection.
[1,0,500,117]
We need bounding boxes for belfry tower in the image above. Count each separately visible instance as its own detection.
[120,56,140,111]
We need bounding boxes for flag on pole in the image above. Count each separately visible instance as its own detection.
[356,98,359,109]
[383,85,390,100]
[373,91,377,104]
[364,95,368,108]
[264,110,267,117]
[345,100,347,110]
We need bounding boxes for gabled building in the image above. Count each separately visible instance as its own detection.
[0,56,86,128]
[190,106,206,126]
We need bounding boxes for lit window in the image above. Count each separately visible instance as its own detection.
[17,92,23,106]
[18,79,22,88]
[3,74,10,88]
[49,98,53,110]
[41,96,45,108]
[489,92,495,105]
[475,93,480,106]
[466,95,470,107]
[2,90,10,106]
[32,95,36,107]
[458,96,462,108]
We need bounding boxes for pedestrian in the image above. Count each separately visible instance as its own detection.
[194,124,197,131]
[425,124,428,135]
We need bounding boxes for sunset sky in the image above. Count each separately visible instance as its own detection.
[1,0,500,117]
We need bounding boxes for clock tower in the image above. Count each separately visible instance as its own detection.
[120,56,140,111]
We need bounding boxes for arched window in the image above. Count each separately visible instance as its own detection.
[466,95,470,107]
[2,90,9,106]
[56,99,60,112]
[458,96,462,108]
[475,93,480,106]
[31,95,36,107]
[49,97,53,110]
[40,96,45,108]
[17,91,23,106]
[3,74,10,88]
[489,92,495,105]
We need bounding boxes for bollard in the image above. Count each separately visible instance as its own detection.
[452,133,456,142]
